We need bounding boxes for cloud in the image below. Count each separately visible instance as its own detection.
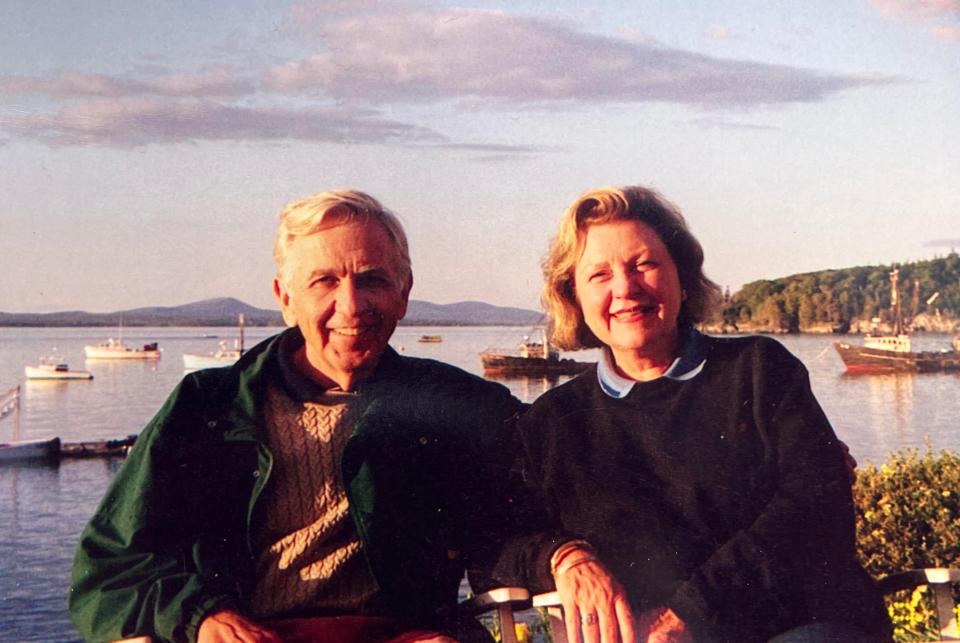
[266,9,892,108]
[0,67,253,99]
[871,0,960,19]
[428,142,552,157]
[0,98,441,147]
[931,24,960,39]
[687,117,780,131]
[924,238,960,247]
[0,6,900,148]
[289,0,413,21]
[871,0,960,40]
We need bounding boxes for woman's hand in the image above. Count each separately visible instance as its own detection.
[553,549,636,643]
[637,607,692,643]
[198,610,282,643]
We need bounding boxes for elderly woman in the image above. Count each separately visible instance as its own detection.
[494,186,889,643]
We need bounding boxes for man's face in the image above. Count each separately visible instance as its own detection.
[273,221,410,390]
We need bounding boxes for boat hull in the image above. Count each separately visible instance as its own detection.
[84,346,160,360]
[833,342,960,373]
[480,353,593,377]
[25,366,93,380]
[0,437,61,463]
[182,352,240,370]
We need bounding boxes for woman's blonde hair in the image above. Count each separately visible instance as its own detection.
[543,185,721,350]
[273,189,411,290]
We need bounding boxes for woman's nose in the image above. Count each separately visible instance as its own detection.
[611,270,637,298]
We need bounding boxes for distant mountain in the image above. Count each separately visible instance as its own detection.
[403,300,545,326]
[0,297,282,327]
[0,297,543,327]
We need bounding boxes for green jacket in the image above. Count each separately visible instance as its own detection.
[69,329,521,642]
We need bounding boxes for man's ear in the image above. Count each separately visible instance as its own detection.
[398,273,413,319]
[273,276,297,327]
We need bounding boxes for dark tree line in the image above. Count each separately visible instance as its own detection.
[722,253,960,333]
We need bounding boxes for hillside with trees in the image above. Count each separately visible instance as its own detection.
[721,253,960,334]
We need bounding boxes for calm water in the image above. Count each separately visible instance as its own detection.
[1,326,958,641]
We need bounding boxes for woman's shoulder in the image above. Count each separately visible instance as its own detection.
[704,333,805,374]
[706,333,794,357]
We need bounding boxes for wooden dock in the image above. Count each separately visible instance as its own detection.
[60,435,138,458]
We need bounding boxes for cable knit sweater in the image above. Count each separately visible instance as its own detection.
[248,385,379,619]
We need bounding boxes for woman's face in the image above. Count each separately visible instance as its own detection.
[574,219,683,365]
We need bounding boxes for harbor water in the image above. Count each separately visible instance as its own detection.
[1,326,958,641]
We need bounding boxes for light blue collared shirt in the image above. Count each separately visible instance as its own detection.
[596,326,709,399]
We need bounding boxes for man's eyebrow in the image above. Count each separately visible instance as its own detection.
[356,265,391,276]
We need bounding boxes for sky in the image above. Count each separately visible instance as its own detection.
[1,0,958,313]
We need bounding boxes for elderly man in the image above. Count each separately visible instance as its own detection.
[69,191,522,643]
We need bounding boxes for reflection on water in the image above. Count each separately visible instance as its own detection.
[1,458,125,642]
[843,372,917,462]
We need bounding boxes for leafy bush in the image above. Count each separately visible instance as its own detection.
[855,448,960,640]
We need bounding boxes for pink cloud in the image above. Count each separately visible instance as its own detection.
[266,9,892,108]
[931,24,960,38]
[0,97,441,147]
[871,0,960,18]
[0,67,253,99]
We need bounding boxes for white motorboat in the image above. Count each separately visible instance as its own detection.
[183,341,243,370]
[182,313,246,370]
[25,356,93,380]
[84,318,160,359]
[84,337,160,359]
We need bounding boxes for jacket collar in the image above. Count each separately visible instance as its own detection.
[210,327,406,438]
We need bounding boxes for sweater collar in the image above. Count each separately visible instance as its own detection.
[597,326,708,399]
[276,329,402,402]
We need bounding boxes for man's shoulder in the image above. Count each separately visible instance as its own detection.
[386,351,506,391]
[370,351,523,422]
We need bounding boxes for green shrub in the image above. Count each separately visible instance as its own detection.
[855,447,960,640]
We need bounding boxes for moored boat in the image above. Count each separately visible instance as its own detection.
[0,437,61,463]
[480,332,593,377]
[417,335,442,343]
[85,338,161,360]
[182,314,245,370]
[833,268,960,373]
[833,340,960,373]
[25,356,93,380]
[182,344,242,370]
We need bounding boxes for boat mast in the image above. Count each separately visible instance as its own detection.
[238,313,245,355]
[890,268,902,335]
